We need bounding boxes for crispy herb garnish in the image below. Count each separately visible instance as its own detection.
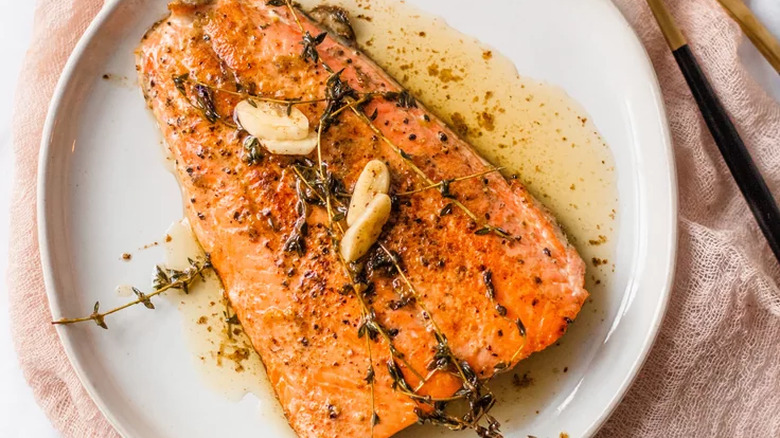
[194,84,219,123]
[173,73,189,95]
[382,89,417,108]
[483,270,495,299]
[439,179,454,199]
[396,167,504,197]
[320,69,358,132]
[366,247,400,277]
[357,308,381,341]
[243,136,263,165]
[301,31,328,63]
[365,365,375,384]
[374,242,503,435]
[283,179,310,256]
[173,74,328,111]
[474,227,491,236]
[226,313,240,325]
[171,75,238,128]
[515,318,526,337]
[52,257,212,329]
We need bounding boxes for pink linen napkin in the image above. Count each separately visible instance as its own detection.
[8,0,779,437]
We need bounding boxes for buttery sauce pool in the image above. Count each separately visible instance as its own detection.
[162,220,297,436]
[163,0,617,432]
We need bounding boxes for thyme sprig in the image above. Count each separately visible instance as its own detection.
[376,244,473,382]
[396,167,505,197]
[301,31,328,63]
[172,74,236,128]
[482,269,529,367]
[52,257,212,329]
[374,243,503,434]
[175,73,328,108]
[286,63,402,434]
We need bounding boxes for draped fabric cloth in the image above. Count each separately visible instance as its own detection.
[8,0,779,436]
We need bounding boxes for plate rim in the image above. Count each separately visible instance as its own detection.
[37,1,678,437]
[578,1,678,435]
[37,2,140,436]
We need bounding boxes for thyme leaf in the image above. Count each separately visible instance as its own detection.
[439,179,454,199]
[320,69,358,132]
[382,89,417,108]
[92,302,108,329]
[365,366,375,384]
[515,318,526,338]
[483,270,495,299]
[387,360,415,393]
[132,287,155,310]
[52,257,212,329]
[194,84,219,123]
[173,73,189,95]
[301,31,327,63]
[243,136,263,165]
[474,227,491,236]
[283,179,310,256]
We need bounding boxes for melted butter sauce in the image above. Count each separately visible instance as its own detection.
[164,0,617,432]
[162,220,296,436]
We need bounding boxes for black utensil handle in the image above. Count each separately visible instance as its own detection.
[673,44,780,262]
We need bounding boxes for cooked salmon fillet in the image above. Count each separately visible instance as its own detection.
[136,1,588,437]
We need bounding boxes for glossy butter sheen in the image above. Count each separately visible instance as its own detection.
[136,1,588,437]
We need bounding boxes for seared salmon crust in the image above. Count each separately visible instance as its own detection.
[136,1,588,437]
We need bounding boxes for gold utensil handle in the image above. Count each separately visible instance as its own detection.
[646,0,687,50]
[717,0,780,74]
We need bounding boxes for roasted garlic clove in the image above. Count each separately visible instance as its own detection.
[347,160,391,226]
[234,99,309,141]
[261,132,318,156]
[340,194,392,262]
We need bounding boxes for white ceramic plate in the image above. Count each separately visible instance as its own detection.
[39,0,677,437]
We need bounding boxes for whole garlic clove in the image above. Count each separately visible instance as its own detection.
[234,99,309,141]
[347,160,391,226]
[261,132,318,156]
[340,193,392,263]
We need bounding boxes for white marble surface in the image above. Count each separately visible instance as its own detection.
[0,1,776,437]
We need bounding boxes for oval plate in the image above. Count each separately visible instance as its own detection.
[38,0,677,436]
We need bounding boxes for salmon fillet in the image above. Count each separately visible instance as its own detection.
[136,1,588,437]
